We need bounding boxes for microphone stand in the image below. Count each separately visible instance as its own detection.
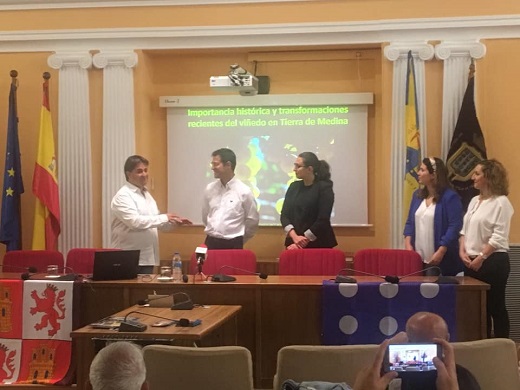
[193,256,207,282]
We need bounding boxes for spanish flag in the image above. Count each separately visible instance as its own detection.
[403,51,421,223]
[32,74,60,250]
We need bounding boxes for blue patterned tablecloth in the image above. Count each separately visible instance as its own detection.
[322,281,456,345]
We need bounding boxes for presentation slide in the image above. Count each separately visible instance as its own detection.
[166,94,369,226]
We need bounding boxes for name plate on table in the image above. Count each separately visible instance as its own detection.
[321,281,456,345]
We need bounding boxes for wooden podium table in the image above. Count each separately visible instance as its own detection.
[72,304,241,390]
[78,275,488,388]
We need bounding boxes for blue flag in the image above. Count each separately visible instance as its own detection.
[0,81,24,250]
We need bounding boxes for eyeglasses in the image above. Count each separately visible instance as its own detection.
[293,164,307,169]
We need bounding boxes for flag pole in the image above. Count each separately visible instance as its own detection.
[11,70,21,248]
[10,70,18,85]
[11,70,21,247]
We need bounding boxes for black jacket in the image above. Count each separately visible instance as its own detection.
[280,179,337,248]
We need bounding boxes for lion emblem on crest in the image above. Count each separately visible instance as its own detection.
[29,284,66,336]
[0,344,15,382]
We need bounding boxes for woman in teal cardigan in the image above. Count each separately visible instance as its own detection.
[404,157,464,276]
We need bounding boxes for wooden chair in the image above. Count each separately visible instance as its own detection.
[353,248,423,276]
[273,344,378,390]
[452,338,520,390]
[278,248,345,275]
[142,345,254,390]
[2,250,64,273]
[189,249,257,275]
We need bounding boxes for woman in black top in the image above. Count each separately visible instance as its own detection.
[280,152,337,249]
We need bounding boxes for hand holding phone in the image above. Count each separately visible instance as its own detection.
[432,339,459,390]
[383,343,442,376]
[353,340,398,390]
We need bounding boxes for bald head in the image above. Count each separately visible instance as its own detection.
[405,312,450,342]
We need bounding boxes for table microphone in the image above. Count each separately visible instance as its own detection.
[0,264,38,273]
[397,266,442,283]
[119,309,199,332]
[119,310,176,332]
[337,266,441,284]
[195,245,207,265]
[335,268,385,283]
[137,292,194,310]
[22,265,79,281]
[348,265,441,284]
[57,265,79,281]
[18,266,41,280]
[211,265,268,282]
[0,264,38,279]
[333,270,357,284]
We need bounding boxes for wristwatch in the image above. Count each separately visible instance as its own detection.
[479,252,488,260]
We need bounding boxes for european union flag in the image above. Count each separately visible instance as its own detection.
[0,79,24,250]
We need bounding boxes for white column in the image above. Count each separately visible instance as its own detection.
[384,43,434,249]
[48,52,93,257]
[435,41,486,159]
[92,51,138,248]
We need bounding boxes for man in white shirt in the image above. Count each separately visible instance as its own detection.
[202,148,259,249]
[111,155,191,273]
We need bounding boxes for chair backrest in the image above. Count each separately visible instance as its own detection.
[353,248,423,276]
[273,344,378,390]
[66,248,120,275]
[189,249,257,275]
[278,248,345,275]
[142,345,254,390]
[452,338,520,390]
[3,250,64,273]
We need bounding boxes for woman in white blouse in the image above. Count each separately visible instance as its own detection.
[459,159,514,338]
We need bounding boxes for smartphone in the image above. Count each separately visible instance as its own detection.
[383,343,442,375]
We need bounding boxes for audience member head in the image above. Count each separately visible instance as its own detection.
[475,159,509,196]
[418,157,450,200]
[88,341,147,390]
[212,148,237,171]
[405,311,450,342]
[298,151,331,181]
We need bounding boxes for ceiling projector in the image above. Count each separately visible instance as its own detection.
[209,64,259,96]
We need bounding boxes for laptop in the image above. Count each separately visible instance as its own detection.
[91,250,140,281]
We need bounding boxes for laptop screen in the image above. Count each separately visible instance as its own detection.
[92,250,140,281]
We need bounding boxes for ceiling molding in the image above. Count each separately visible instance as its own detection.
[0,15,519,52]
[0,0,312,10]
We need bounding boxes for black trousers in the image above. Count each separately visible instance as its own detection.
[464,252,510,338]
[205,235,244,250]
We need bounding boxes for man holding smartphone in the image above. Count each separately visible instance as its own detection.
[353,338,459,390]
[400,312,480,390]
[354,312,480,390]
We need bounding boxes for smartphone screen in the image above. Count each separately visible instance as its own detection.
[383,343,442,374]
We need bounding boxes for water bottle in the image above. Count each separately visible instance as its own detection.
[172,252,183,283]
